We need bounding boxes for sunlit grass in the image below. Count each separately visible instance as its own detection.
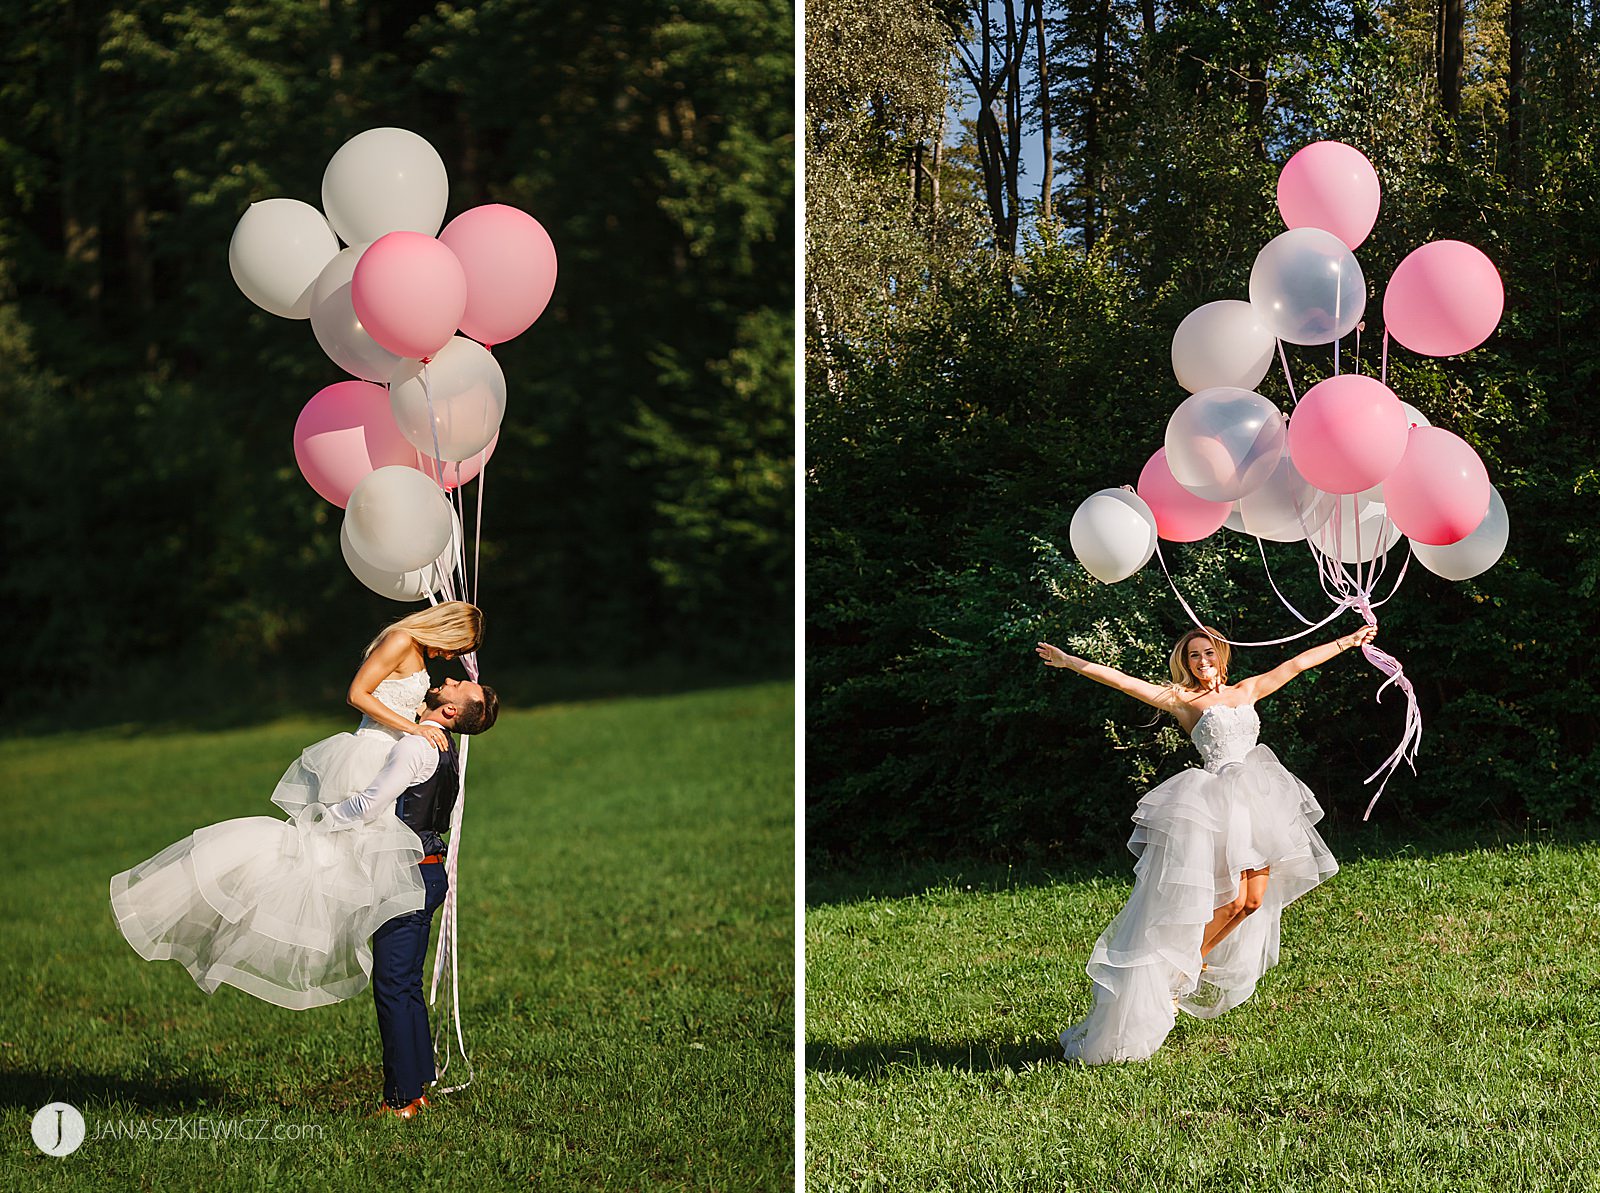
[3,682,794,1191]
[806,837,1600,1192]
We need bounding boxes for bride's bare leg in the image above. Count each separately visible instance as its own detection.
[1201,868,1270,958]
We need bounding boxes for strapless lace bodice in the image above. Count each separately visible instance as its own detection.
[1189,703,1260,771]
[356,669,431,738]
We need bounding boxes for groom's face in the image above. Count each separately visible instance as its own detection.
[425,678,482,712]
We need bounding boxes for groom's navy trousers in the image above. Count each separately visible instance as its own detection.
[372,860,448,1107]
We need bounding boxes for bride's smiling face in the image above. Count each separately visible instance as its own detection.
[1186,638,1222,686]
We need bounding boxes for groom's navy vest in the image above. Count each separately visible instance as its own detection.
[394,734,460,858]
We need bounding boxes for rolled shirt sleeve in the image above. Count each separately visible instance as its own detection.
[326,734,441,825]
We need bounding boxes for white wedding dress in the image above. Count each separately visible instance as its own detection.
[110,670,432,1009]
[1059,702,1338,1064]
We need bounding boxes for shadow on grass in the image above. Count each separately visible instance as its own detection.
[0,1068,227,1112]
[807,819,1600,908]
[806,1038,1061,1079]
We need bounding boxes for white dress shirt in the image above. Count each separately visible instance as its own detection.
[326,729,446,825]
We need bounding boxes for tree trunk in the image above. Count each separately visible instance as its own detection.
[1439,0,1465,117]
[1036,0,1052,221]
[1085,0,1109,248]
[1507,0,1523,182]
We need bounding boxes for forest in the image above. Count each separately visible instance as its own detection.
[1,0,795,713]
[807,0,1600,860]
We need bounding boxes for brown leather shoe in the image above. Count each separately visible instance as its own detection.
[368,1100,421,1120]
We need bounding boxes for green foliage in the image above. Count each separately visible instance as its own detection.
[0,0,794,703]
[807,2,1600,862]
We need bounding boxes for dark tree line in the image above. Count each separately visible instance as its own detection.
[807,0,1600,861]
[2,0,794,710]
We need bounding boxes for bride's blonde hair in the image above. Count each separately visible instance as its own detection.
[363,601,484,659]
[1169,626,1230,690]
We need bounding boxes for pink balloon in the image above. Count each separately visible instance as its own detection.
[1383,240,1504,357]
[293,381,418,508]
[1287,374,1409,494]
[1276,141,1381,250]
[1137,448,1231,542]
[440,205,558,346]
[414,431,499,490]
[1381,427,1491,546]
[350,231,467,359]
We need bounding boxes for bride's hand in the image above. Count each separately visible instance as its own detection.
[1344,625,1377,650]
[414,722,450,750]
[1036,641,1071,668]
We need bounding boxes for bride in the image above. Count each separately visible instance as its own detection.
[110,601,484,1009]
[1036,622,1375,1064]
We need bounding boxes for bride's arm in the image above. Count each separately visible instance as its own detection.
[1037,641,1179,713]
[1234,625,1377,702]
[347,631,449,749]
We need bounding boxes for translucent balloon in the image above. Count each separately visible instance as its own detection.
[228,199,340,320]
[343,465,453,574]
[1223,447,1336,542]
[1308,490,1404,566]
[414,431,499,490]
[340,506,460,602]
[390,337,507,462]
[1412,487,1508,581]
[308,243,405,383]
[1165,387,1286,503]
[1070,488,1158,583]
[1170,301,1276,394]
[1249,228,1366,346]
[322,127,449,246]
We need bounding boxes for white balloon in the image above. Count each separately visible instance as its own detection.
[309,243,405,382]
[1249,227,1366,346]
[343,465,453,573]
[1070,488,1158,583]
[1223,447,1336,541]
[1399,400,1430,429]
[390,337,507,462]
[1413,486,1508,581]
[322,127,449,246]
[1171,300,1276,393]
[340,506,461,601]
[228,199,340,319]
[1165,387,1286,503]
[1308,490,1403,565]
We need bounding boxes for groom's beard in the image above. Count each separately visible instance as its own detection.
[423,687,445,710]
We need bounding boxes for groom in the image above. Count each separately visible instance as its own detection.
[325,676,501,1120]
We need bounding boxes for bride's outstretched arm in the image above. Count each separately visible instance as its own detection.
[1236,625,1378,702]
[1036,641,1177,712]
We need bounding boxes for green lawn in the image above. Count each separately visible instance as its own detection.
[806,835,1600,1192]
[2,681,794,1190]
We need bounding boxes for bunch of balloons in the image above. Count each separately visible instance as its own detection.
[1071,140,1507,589]
[1068,140,1510,812]
[228,126,558,601]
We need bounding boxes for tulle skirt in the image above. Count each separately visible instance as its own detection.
[109,728,425,1010]
[1059,745,1338,1064]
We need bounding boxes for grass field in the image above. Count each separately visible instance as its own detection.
[806,832,1600,1192]
[2,680,794,1190]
